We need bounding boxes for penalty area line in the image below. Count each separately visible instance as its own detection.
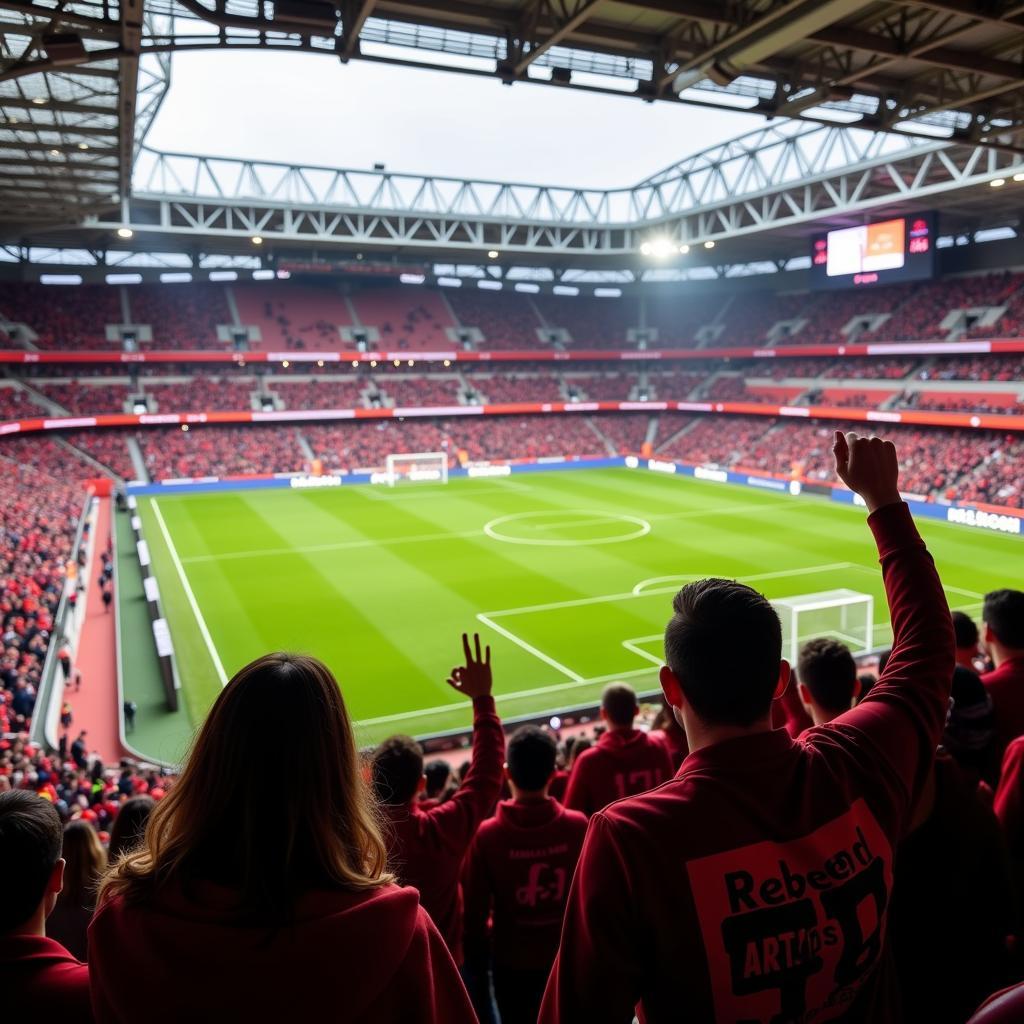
[476,612,584,683]
[150,499,229,686]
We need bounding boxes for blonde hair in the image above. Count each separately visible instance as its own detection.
[100,654,392,919]
[61,819,107,909]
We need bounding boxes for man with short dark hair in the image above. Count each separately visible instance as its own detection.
[563,682,673,816]
[952,610,982,671]
[372,634,504,964]
[981,589,1024,753]
[797,637,861,726]
[463,726,587,1024]
[541,433,955,1023]
[0,790,92,1016]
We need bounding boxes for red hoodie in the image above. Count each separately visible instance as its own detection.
[88,881,475,1023]
[462,797,588,971]
[983,656,1024,756]
[0,933,92,1018]
[381,694,504,963]
[540,502,954,1024]
[994,735,1024,856]
[564,728,674,817]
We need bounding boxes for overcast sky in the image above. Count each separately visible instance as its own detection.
[143,50,764,188]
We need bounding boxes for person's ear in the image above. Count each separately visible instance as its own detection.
[773,661,791,700]
[984,623,995,646]
[503,764,512,783]
[797,682,812,708]
[43,858,65,919]
[660,665,683,708]
[417,775,427,794]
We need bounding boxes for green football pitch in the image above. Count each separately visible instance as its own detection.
[128,467,1017,762]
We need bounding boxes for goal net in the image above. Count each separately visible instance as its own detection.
[384,451,449,487]
[772,589,874,667]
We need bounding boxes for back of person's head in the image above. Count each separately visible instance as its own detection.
[944,666,997,778]
[984,589,1024,651]
[372,735,424,806]
[601,683,638,727]
[566,736,590,768]
[100,653,391,920]
[422,760,450,800]
[61,820,106,907]
[952,610,980,651]
[107,795,155,862]
[798,638,858,713]
[506,726,557,792]
[0,790,62,932]
[664,578,783,726]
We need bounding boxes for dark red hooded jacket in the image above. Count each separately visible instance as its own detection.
[0,933,92,1018]
[462,797,588,971]
[381,694,504,963]
[88,881,476,1023]
[564,728,673,817]
[540,502,954,1024]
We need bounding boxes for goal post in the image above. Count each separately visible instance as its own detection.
[772,589,874,667]
[384,451,449,487]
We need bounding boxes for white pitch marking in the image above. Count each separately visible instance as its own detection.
[356,666,656,727]
[475,612,583,683]
[150,499,229,685]
[622,636,665,668]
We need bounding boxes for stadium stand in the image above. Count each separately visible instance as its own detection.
[446,289,544,348]
[350,286,456,351]
[533,294,638,348]
[0,283,121,349]
[136,425,306,480]
[233,282,353,351]
[127,284,232,349]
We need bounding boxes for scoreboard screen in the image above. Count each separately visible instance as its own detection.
[810,213,935,290]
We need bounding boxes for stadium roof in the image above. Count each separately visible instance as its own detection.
[5,0,1024,267]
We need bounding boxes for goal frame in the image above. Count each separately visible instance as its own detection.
[384,451,449,488]
[772,589,874,667]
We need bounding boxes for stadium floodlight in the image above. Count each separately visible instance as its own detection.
[704,240,716,249]
[1015,174,1024,182]
[252,235,264,245]
[680,244,690,254]
[78,142,88,150]
[640,237,679,259]
[32,96,45,104]
[772,589,874,668]
[385,452,448,488]
[116,227,133,239]
[487,250,499,259]
[991,179,1006,188]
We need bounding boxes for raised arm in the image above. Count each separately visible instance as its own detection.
[425,634,505,845]
[823,432,955,816]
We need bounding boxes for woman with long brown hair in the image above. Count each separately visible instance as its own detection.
[88,650,477,1022]
[47,819,107,960]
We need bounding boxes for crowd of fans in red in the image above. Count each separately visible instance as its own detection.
[5,436,1024,1022]
[6,271,1024,354]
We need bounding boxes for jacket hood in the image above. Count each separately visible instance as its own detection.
[91,881,424,1018]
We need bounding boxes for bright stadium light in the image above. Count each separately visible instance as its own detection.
[704,240,716,249]
[252,235,264,245]
[78,142,88,150]
[679,244,690,254]
[1014,173,1024,182]
[351,359,359,367]
[641,237,678,259]
[317,359,325,367]
[116,227,133,239]
[487,250,499,259]
[990,179,1006,188]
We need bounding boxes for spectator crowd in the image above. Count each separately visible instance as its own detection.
[4,433,1024,1023]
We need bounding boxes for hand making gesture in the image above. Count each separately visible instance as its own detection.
[446,632,493,700]
[833,430,902,515]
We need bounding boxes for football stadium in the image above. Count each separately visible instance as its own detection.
[2,2,1024,1021]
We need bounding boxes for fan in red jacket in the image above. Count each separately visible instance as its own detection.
[89,651,476,1024]
[981,589,1024,755]
[0,790,92,1019]
[373,633,505,964]
[463,725,588,1024]
[563,683,674,816]
[540,432,955,1024]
